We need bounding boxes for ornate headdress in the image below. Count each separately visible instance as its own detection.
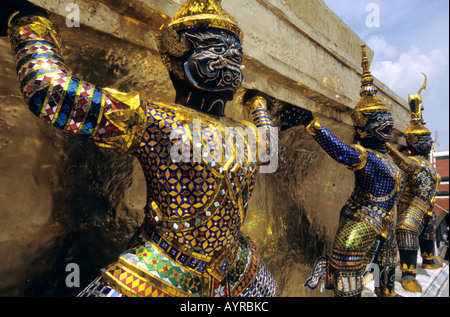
[404,73,431,145]
[156,0,242,77]
[352,44,389,127]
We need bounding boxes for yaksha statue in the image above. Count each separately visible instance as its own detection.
[4,0,278,297]
[298,45,402,297]
[385,74,442,293]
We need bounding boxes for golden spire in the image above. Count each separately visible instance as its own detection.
[361,44,374,87]
[408,72,427,121]
[354,44,389,113]
[405,73,431,139]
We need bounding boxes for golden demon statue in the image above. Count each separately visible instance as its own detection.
[385,73,442,293]
[299,45,402,297]
[3,0,278,297]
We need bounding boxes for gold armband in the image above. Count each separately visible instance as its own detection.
[305,117,322,136]
[386,143,421,174]
[246,96,268,112]
[348,144,368,171]
[8,15,61,49]
[97,88,148,154]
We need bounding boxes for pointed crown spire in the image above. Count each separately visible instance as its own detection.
[405,73,431,139]
[354,44,389,113]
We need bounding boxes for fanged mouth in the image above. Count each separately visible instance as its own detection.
[208,56,244,73]
[417,140,433,150]
[375,120,394,139]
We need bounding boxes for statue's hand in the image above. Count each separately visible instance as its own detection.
[279,103,313,131]
[243,89,275,116]
[1,0,48,36]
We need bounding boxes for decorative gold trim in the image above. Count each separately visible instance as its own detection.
[118,257,195,297]
[401,263,418,275]
[245,96,267,112]
[351,110,369,127]
[400,277,422,293]
[97,88,148,154]
[348,144,368,171]
[8,16,61,48]
[305,117,321,136]
[167,0,243,42]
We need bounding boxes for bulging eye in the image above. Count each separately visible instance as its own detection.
[209,46,226,54]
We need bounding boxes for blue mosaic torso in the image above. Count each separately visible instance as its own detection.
[312,124,402,237]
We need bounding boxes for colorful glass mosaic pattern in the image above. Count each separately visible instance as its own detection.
[305,119,401,296]
[307,120,401,238]
[77,276,124,297]
[8,15,277,297]
[386,146,441,277]
[133,101,265,273]
[80,231,275,297]
[7,16,142,148]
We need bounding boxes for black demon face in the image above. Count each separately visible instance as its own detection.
[412,134,433,155]
[361,111,394,142]
[183,29,244,94]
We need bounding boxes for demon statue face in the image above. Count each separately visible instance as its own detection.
[354,111,394,153]
[184,29,243,95]
[361,111,394,142]
[160,28,243,116]
[407,134,433,157]
[155,0,244,117]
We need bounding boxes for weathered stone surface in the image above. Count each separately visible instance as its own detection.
[0,0,409,296]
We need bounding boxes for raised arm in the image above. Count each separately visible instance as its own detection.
[6,5,147,154]
[280,104,367,171]
[385,143,421,175]
[305,117,368,171]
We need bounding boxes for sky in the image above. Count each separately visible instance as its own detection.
[323,0,449,152]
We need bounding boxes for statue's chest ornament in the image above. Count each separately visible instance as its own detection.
[145,104,258,229]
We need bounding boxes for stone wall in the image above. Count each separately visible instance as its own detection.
[0,0,409,296]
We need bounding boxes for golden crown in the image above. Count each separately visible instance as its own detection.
[156,0,242,77]
[354,44,389,113]
[169,0,242,41]
[404,73,431,139]
[156,0,242,57]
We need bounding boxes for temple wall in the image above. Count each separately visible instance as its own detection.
[0,0,410,296]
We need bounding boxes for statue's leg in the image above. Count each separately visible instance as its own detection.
[420,215,443,269]
[374,221,399,297]
[327,216,378,297]
[396,204,426,292]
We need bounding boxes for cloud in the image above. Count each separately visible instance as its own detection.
[368,35,449,151]
[367,35,397,59]
[369,38,448,98]
[324,0,449,150]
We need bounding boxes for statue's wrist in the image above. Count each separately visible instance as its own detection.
[246,96,268,112]
[305,117,321,135]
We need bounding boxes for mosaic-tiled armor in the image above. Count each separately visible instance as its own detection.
[386,74,442,293]
[7,0,277,297]
[301,45,401,297]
